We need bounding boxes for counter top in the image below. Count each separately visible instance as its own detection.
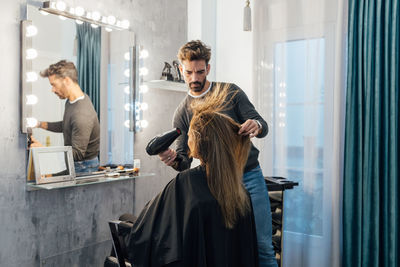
[26,173,155,191]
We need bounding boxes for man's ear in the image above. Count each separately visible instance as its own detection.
[206,64,211,75]
[64,76,72,86]
[179,64,183,74]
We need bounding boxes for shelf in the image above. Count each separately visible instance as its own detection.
[26,173,155,191]
[144,80,187,92]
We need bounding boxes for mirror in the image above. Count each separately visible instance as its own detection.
[29,146,75,184]
[23,4,136,176]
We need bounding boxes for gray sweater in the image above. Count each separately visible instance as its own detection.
[172,82,268,172]
[46,94,100,161]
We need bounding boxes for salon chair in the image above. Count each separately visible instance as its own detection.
[104,215,182,267]
[104,219,133,267]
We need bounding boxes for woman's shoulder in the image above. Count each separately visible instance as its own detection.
[175,166,215,202]
[175,166,208,191]
[177,165,205,179]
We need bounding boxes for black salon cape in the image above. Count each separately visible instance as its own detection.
[127,166,259,267]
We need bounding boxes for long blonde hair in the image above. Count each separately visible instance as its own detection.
[189,83,251,229]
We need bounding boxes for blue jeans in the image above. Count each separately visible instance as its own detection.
[74,157,99,174]
[243,166,278,267]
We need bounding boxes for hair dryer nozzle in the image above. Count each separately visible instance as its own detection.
[146,128,182,156]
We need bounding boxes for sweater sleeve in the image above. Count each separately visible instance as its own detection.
[172,105,192,171]
[46,121,63,133]
[233,85,269,138]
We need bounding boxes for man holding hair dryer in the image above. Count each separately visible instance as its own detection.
[158,40,277,267]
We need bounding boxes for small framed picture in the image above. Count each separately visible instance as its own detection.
[28,146,75,184]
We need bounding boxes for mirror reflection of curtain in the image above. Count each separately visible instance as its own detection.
[76,22,101,118]
[254,0,347,266]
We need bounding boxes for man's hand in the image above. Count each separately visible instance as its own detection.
[159,148,177,166]
[238,119,261,138]
[35,121,48,129]
[29,136,43,148]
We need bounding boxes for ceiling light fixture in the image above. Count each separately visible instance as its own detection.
[243,0,252,31]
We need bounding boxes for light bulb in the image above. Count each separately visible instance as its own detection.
[121,20,130,29]
[139,85,149,93]
[139,67,148,76]
[26,25,38,37]
[140,120,149,128]
[40,10,49,16]
[75,6,85,16]
[86,12,92,19]
[124,52,130,61]
[124,69,130,77]
[90,24,99,29]
[101,16,107,24]
[124,120,130,128]
[59,15,67,20]
[56,1,66,11]
[26,48,38,60]
[140,102,148,111]
[26,94,38,105]
[69,7,75,14]
[75,19,83,25]
[26,72,38,82]
[107,15,116,25]
[26,117,38,128]
[140,49,149,59]
[105,27,112,32]
[124,86,130,94]
[92,11,101,21]
[124,103,131,111]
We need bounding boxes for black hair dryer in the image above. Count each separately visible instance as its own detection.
[27,127,33,148]
[146,128,182,156]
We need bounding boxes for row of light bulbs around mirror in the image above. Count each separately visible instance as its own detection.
[24,21,149,130]
[123,49,149,130]
[42,1,130,31]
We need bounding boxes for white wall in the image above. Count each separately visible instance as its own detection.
[216,0,254,100]
[188,0,254,100]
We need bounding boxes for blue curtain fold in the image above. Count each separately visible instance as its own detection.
[343,0,399,266]
[76,22,101,119]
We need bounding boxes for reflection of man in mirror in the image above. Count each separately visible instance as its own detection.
[30,60,100,173]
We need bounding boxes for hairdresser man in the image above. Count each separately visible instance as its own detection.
[30,60,100,173]
[159,40,277,267]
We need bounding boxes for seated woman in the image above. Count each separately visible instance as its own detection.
[127,85,259,267]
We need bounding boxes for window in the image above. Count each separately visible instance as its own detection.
[273,38,325,236]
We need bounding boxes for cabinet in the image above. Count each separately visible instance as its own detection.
[265,177,299,267]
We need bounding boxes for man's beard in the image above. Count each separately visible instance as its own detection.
[189,79,206,93]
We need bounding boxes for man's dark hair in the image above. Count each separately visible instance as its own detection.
[177,40,211,65]
[40,60,78,84]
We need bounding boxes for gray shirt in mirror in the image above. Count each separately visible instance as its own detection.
[46,94,100,161]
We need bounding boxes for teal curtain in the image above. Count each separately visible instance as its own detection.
[76,22,101,118]
[343,0,399,266]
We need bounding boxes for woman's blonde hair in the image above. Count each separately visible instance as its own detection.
[189,83,251,229]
